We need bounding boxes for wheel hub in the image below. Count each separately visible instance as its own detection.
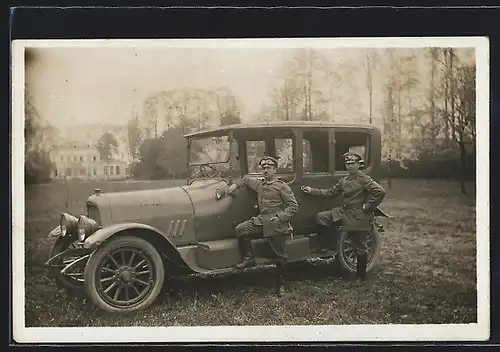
[121,270,133,283]
[116,266,134,283]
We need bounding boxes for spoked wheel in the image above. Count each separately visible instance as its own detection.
[335,224,381,276]
[49,237,86,292]
[84,236,165,313]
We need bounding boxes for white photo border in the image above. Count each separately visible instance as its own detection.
[11,36,490,343]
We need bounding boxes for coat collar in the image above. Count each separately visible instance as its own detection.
[261,177,278,185]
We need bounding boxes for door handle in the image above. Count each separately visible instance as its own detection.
[283,174,297,185]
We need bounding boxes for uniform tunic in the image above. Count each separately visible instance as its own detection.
[310,172,386,232]
[233,175,299,258]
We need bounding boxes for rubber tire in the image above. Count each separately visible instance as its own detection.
[49,237,85,292]
[335,224,381,277]
[83,235,165,313]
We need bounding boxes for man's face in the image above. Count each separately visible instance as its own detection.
[345,161,360,173]
[261,164,277,179]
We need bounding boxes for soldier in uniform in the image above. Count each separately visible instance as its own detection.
[301,151,386,281]
[225,156,299,269]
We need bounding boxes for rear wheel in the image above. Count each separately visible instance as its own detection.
[84,235,165,313]
[335,224,381,276]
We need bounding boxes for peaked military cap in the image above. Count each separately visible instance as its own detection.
[259,156,279,167]
[343,151,363,164]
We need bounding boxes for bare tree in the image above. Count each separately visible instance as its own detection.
[382,73,396,189]
[448,63,476,194]
[283,48,331,121]
[400,51,420,142]
[362,49,380,124]
[323,68,342,122]
[142,94,159,139]
[440,48,460,150]
[270,75,304,121]
[274,48,365,123]
[379,48,418,185]
[25,50,57,183]
[212,87,243,126]
[424,48,441,148]
[127,110,142,164]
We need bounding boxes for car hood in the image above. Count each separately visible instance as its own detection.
[87,186,194,226]
[86,179,235,244]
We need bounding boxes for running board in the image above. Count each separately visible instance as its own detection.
[185,251,339,276]
[178,234,334,272]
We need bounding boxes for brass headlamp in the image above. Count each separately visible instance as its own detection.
[76,215,99,241]
[60,213,78,237]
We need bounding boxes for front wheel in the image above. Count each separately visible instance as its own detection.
[334,225,381,276]
[49,237,86,292]
[83,235,165,313]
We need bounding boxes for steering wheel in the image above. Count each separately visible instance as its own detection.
[198,165,220,178]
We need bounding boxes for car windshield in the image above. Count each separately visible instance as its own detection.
[188,134,231,179]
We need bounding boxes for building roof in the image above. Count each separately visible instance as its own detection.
[52,141,98,150]
[184,121,378,138]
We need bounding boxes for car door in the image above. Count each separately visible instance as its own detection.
[231,130,298,227]
[282,128,342,235]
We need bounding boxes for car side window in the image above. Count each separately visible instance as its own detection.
[246,140,266,173]
[303,131,330,173]
[334,131,370,171]
[275,138,294,173]
[245,136,295,174]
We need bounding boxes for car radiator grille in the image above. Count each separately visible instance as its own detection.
[87,203,101,224]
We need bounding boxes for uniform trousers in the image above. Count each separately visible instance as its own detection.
[315,209,369,256]
[235,219,287,260]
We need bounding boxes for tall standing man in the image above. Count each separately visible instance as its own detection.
[225,156,299,270]
[301,151,386,281]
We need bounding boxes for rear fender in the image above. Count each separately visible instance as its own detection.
[83,223,196,275]
[373,206,392,218]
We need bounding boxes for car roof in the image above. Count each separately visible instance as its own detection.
[184,121,378,138]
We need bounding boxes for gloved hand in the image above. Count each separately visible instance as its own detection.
[301,185,312,194]
[226,184,238,196]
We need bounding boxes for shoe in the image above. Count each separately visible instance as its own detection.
[276,285,286,297]
[352,278,365,287]
[236,237,255,269]
[236,257,255,269]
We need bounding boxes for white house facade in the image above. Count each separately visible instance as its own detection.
[50,141,130,181]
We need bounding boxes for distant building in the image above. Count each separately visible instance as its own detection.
[49,141,130,180]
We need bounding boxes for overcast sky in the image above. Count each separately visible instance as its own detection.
[25,44,475,131]
[26,47,298,129]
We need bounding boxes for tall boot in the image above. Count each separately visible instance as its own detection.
[330,225,341,253]
[236,237,255,269]
[356,253,367,281]
[316,225,330,253]
[275,260,285,296]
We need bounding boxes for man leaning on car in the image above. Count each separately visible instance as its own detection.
[224,156,299,269]
[301,151,386,281]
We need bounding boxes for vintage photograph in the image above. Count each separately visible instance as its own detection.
[12,37,489,342]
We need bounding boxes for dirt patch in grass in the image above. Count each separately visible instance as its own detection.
[21,178,477,327]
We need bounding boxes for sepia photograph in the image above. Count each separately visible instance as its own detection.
[12,37,489,343]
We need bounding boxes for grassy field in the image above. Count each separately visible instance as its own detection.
[23,178,477,327]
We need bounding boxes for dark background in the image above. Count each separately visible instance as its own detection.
[9,4,499,348]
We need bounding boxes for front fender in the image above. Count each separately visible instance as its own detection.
[83,222,170,249]
[82,222,197,275]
